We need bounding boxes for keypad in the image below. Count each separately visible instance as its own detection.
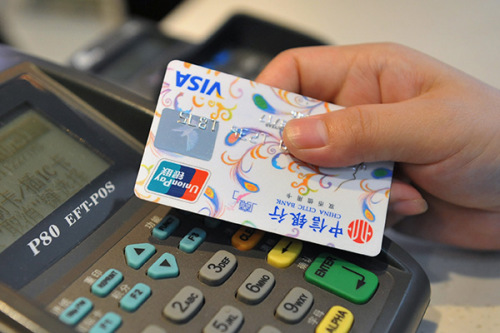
[53,208,387,332]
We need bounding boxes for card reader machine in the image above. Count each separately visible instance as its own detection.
[0,47,430,333]
[70,14,326,100]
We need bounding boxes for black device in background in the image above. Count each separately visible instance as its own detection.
[181,14,326,80]
[69,18,194,100]
[124,0,184,22]
[70,14,325,100]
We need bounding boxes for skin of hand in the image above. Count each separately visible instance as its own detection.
[256,43,500,250]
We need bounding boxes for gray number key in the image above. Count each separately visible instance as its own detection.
[163,285,204,323]
[198,250,237,286]
[236,268,275,305]
[203,305,243,333]
[275,287,314,324]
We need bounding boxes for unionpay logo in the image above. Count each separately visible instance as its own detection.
[147,160,209,202]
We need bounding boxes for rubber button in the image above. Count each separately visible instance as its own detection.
[305,253,378,304]
[163,285,204,323]
[275,287,313,324]
[141,325,167,333]
[152,215,180,240]
[315,305,354,333]
[91,269,123,297]
[59,297,93,326]
[198,250,237,286]
[179,227,206,253]
[236,268,275,305]
[267,237,302,268]
[147,253,179,279]
[231,226,265,251]
[120,283,151,312]
[257,326,281,333]
[124,243,156,269]
[203,305,244,333]
[89,312,122,333]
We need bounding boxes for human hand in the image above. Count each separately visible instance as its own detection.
[256,43,500,250]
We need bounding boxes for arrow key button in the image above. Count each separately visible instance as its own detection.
[267,237,303,268]
[125,243,156,269]
[147,253,179,279]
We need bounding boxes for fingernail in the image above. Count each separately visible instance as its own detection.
[390,199,428,216]
[284,117,329,149]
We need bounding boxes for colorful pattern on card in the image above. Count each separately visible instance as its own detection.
[135,60,393,256]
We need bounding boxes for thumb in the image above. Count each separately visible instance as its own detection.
[282,100,456,167]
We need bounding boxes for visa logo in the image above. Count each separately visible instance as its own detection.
[176,71,222,97]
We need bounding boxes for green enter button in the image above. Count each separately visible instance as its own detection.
[305,253,378,304]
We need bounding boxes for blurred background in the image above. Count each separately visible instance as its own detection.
[2,0,500,89]
[1,0,499,332]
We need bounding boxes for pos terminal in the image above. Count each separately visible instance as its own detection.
[0,44,429,333]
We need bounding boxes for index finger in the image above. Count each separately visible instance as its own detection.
[256,43,433,106]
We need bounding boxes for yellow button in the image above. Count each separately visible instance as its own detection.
[315,306,354,333]
[266,237,302,268]
[231,226,265,251]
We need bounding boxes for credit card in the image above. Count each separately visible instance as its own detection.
[135,60,393,256]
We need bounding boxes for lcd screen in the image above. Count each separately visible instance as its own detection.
[0,109,110,253]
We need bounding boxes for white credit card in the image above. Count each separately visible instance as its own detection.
[135,60,393,256]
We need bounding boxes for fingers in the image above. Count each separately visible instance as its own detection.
[257,43,465,167]
[257,43,500,250]
[394,194,500,250]
[386,179,428,227]
[282,97,461,167]
[256,45,372,103]
[256,43,435,105]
